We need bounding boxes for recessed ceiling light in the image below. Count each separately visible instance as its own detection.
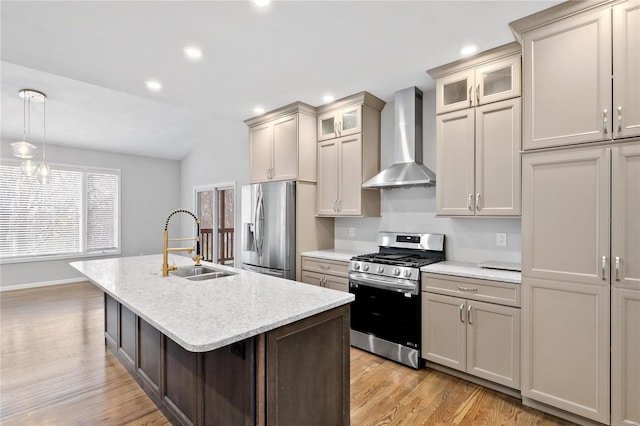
[253,0,270,6]
[459,44,479,57]
[145,79,162,92]
[254,106,265,115]
[184,46,203,61]
[323,94,335,103]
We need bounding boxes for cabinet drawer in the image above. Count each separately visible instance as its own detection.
[422,273,520,307]
[301,257,349,278]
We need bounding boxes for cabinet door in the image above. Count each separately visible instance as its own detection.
[421,292,466,372]
[317,111,338,141]
[337,105,362,137]
[324,275,348,293]
[521,277,610,424]
[436,68,475,114]
[436,109,475,216]
[522,148,610,285]
[316,139,339,215]
[611,287,640,426]
[119,304,136,368]
[337,134,363,216]
[475,55,521,106]
[105,293,118,346]
[301,270,323,287]
[613,1,640,139]
[249,123,273,183]
[522,6,612,149]
[612,143,640,289]
[475,98,521,216]
[271,114,298,181]
[466,300,520,390]
[138,317,162,396]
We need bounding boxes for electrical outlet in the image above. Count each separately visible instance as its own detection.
[496,233,507,247]
[348,227,355,238]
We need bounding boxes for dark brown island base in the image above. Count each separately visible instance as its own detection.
[105,293,350,426]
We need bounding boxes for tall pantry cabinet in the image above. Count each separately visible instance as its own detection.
[512,1,640,424]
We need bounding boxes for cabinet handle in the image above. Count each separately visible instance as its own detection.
[460,304,465,323]
[476,84,480,104]
[476,194,480,211]
[617,106,623,133]
[615,256,620,281]
[602,255,607,280]
[334,121,338,135]
[319,264,330,270]
[468,86,473,106]
[467,305,473,324]
[457,286,478,292]
[468,194,473,211]
[333,200,337,213]
[603,109,608,135]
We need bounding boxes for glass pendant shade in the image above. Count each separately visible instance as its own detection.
[36,163,51,185]
[11,140,37,159]
[21,159,39,177]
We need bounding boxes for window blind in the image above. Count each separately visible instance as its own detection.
[0,163,120,262]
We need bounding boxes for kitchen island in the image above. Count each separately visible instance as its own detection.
[71,255,353,426]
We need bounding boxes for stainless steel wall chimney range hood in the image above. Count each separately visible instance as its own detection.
[362,86,436,189]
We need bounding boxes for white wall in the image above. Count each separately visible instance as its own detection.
[334,89,522,264]
[179,120,249,262]
[0,141,181,289]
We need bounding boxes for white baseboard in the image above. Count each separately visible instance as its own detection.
[0,278,86,292]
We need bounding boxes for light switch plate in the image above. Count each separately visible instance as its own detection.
[496,233,507,247]
[349,227,355,238]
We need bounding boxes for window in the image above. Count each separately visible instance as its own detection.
[0,162,120,263]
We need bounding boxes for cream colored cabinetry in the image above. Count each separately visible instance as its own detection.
[429,43,522,217]
[300,256,349,293]
[317,104,362,141]
[521,142,639,424]
[421,274,521,390]
[611,143,640,426]
[315,92,384,217]
[511,0,640,150]
[246,102,317,184]
[434,52,521,114]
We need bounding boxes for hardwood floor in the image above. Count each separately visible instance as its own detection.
[0,282,573,425]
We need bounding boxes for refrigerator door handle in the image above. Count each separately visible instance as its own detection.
[255,189,265,258]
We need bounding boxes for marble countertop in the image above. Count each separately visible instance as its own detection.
[301,249,364,262]
[71,255,354,352]
[421,260,521,284]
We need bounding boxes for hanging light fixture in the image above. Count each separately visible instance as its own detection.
[10,89,43,160]
[36,94,51,185]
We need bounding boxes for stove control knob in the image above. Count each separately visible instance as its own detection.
[403,270,412,278]
[362,264,369,271]
[353,263,360,270]
[393,268,400,276]
[377,266,384,273]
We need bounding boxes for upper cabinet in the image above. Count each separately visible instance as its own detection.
[245,102,317,184]
[317,104,362,141]
[510,0,640,150]
[428,42,522,217]
[433,51,521,114]
[315,92,385,217]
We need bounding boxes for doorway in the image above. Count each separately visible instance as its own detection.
[195,183,235,266]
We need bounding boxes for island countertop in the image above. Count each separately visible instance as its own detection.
[71,254,354,352]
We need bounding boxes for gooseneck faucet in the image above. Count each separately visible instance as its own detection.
[163,209,202,276]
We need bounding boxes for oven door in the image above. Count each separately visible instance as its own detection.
[349,272,421,351]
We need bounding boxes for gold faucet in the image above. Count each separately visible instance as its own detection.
[162,209,202,276]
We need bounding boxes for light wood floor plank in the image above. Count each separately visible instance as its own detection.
[0,282,575,425]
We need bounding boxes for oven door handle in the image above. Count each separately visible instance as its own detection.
[349,273,419,295]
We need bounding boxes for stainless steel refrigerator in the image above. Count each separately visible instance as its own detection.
[241,180,296,279]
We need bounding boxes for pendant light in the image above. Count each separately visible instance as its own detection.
[10,89,41,160]
[36,95,51,185]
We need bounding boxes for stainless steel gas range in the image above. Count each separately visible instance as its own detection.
[349,232,445,369]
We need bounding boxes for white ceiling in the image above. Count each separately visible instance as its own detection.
[1,1,561,160]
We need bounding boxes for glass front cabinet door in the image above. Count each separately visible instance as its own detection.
[436,69,475,114]
[317,105,362,141]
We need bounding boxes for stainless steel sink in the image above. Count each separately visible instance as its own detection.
[169,265,236,281]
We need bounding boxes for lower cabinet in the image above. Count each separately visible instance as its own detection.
[612,287,640,426]
[300,256,349,292]
[138,317,162,396]
[421,275,521,390]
